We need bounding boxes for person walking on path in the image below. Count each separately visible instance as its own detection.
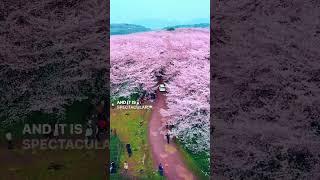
[96,101,107,141]
[5,131,13,150]
[126,144,132,157]
[158,163,164,176]
[165,133,170,144]
[110,161,117,174]
[123,161,129,174]
[85,126,93,145]
[96,119,107,141]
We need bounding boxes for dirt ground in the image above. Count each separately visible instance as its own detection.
[148,91,196,180]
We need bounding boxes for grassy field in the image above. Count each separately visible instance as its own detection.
[0,100,108,180]
[176,141,210,179]
[0,147,107,180]
[110,108,164,179]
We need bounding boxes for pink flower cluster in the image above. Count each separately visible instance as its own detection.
[111,28,210,153]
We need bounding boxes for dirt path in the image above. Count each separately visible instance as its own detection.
[148,90,196,180]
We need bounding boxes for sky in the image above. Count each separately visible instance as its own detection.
[110,0,210,29]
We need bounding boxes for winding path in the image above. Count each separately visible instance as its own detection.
[148,90,196,180]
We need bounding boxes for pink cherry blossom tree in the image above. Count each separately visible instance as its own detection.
[0,0,109,127]
[111,28,210,153]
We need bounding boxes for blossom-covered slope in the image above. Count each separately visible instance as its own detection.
[211,0,320,179]
[111,29,210,153]
[0,0,108,126]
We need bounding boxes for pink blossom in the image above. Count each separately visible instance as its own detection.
[111,28,210,153]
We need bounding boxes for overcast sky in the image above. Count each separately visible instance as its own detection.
[110,0,210,28]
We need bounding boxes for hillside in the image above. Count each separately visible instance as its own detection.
[163,23,210,30]
[110,23,151,35]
